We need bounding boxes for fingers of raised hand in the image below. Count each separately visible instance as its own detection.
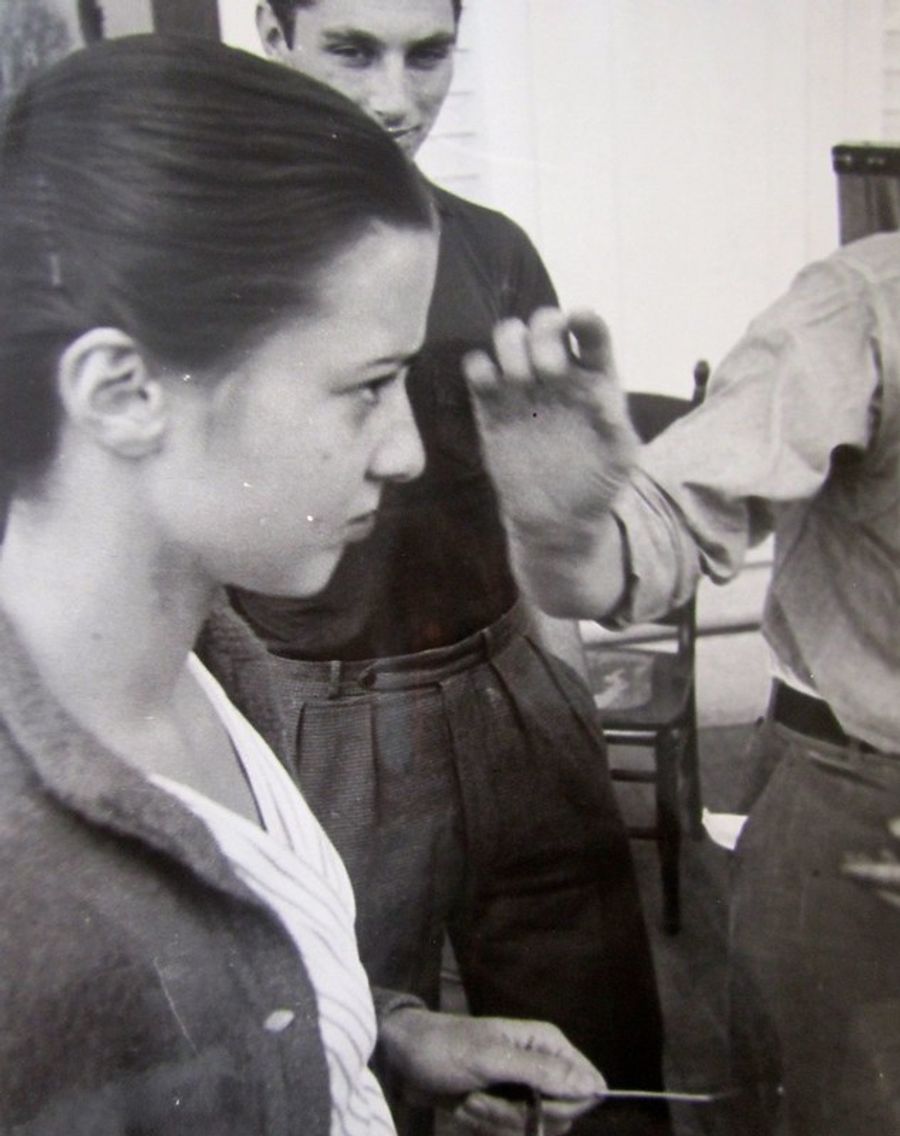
[566,310,614,373]
[462,347,500,392]
[463,309,612,403]
[523,308,613,381]
[486,309,586,388]
[492,317,536,383]
[526,308,573,376]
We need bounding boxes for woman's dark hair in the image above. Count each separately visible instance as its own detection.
[270,0,463,46]
[0,34,435,493]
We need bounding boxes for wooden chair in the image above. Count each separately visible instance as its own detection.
[581,362,709,934]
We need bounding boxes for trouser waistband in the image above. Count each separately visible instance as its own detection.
[269,601,529,696]
[769,680,881,755]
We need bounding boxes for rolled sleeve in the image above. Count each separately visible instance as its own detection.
[606,251,881,625]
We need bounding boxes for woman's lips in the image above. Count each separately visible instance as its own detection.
[343,511,377,541]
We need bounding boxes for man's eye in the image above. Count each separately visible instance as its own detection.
[328,43,377,66]
[408,45,452,70]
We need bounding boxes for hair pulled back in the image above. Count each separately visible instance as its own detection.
[0,34,435,491]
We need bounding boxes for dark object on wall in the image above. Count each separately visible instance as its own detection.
[151,0,219,39]
[78,0,104,42]
[832,142,900,246]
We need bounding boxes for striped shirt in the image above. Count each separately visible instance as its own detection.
[154,655,396,1136]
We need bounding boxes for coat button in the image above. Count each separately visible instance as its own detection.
[264,1009,295,1033]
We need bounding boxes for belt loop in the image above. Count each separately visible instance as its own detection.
[477,625,491,659]
[327,660,342,700]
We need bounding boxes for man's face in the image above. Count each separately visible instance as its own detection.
[259,0,457,157]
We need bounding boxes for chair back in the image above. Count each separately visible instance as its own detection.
[832,143,900,245]
[626,359,709,444]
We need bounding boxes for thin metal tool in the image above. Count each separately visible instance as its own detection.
[487,1079,730,1126]
[603,1087,724,1103]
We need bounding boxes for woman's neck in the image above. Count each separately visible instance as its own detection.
[0,495,216,737]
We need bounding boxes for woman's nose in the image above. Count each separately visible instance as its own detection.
[369,385,426,484]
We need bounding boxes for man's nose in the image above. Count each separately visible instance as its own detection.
[369,386,426,484]
[364,56,413,126]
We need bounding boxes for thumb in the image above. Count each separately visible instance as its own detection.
[567,310,615,374]
[494,1046,607,1102]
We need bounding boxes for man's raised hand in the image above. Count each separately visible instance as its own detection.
[462,309,637,614]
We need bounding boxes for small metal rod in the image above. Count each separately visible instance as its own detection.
[603,1088,723,1103]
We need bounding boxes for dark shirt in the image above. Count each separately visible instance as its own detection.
[233,185,558,659]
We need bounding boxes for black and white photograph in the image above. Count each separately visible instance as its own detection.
[0,2,897,1135]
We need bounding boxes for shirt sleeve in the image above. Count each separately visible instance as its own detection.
[608,252,883,625]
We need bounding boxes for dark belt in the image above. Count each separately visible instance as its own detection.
[770,680,879,754]
[268,601,528,696]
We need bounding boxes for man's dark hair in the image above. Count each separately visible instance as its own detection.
[269,1,463,47]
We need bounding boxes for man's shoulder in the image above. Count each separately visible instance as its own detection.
[767,230,900,334]
[834,230,900,289]
[429,181,534,248]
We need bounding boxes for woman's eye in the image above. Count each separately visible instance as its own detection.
[357,374,397,406]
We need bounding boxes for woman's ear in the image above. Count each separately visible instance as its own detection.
[57,328,169,458]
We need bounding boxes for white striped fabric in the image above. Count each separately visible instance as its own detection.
[153,655,397,1136]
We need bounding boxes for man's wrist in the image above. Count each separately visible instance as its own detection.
[506,508,629,620]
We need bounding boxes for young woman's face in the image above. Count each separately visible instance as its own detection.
[155,223,437,597]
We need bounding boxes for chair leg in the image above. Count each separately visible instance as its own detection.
[656,729,682,934]
[682,691,705,840]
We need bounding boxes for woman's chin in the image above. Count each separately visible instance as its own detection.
[244,550,345,600]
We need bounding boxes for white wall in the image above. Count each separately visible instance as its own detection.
[218,0,263,54]
[524,0,884,392]
[100,0,154,37]
[883,0,900,136]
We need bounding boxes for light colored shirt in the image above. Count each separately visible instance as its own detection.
[611,232,900,751]
[156,656,396,1136]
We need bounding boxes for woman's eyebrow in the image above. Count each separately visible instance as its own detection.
[365,351,420,371]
